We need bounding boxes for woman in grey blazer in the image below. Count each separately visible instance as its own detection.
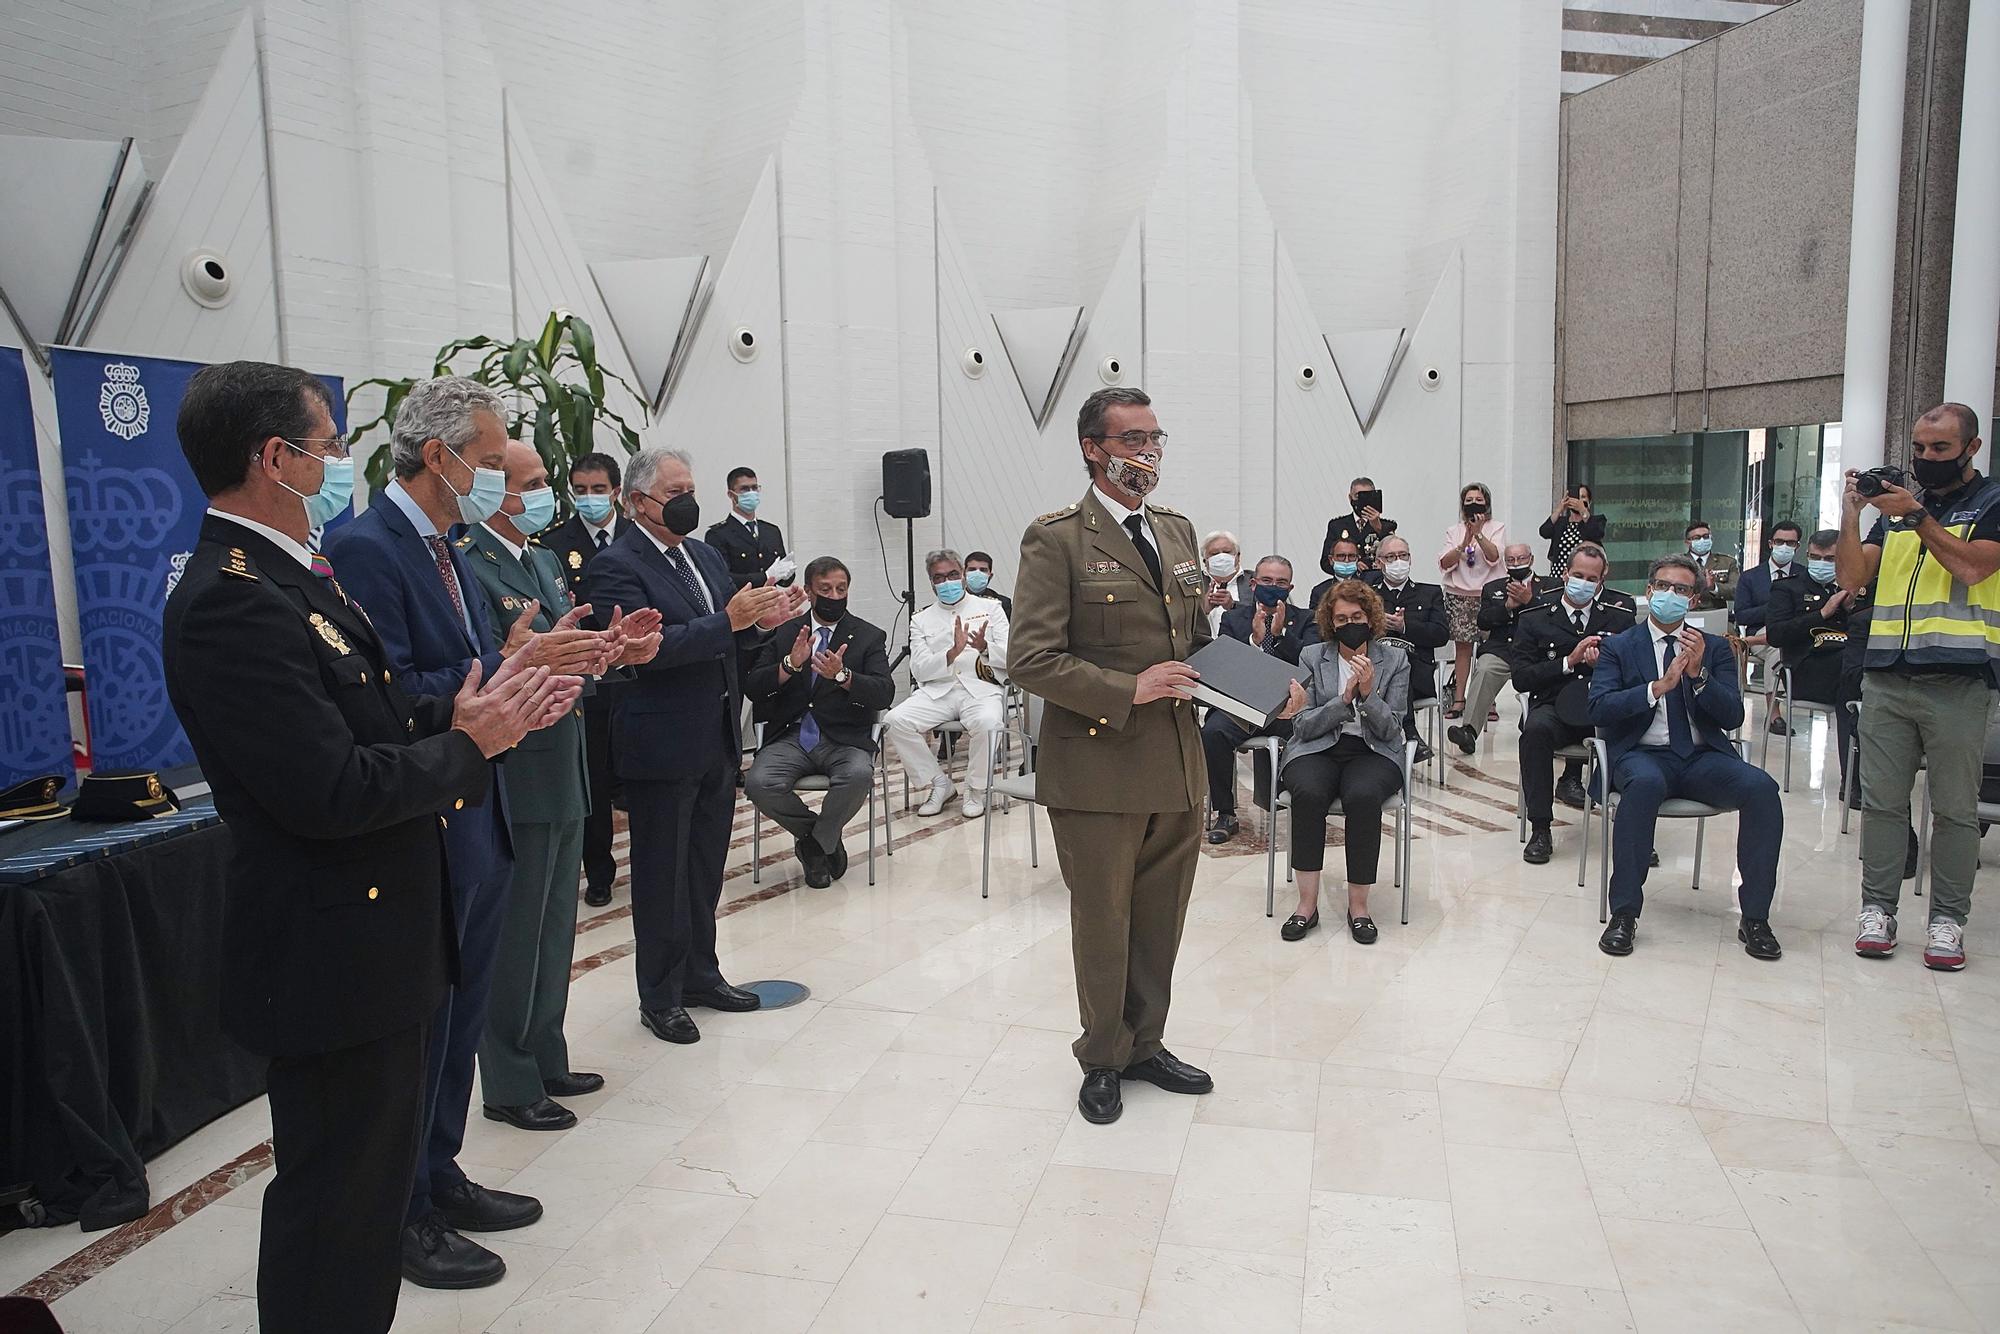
[1274,579,1409,944]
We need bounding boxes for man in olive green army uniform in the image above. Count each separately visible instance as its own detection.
[1008,386,1215,1125]
[456,441,661,1130]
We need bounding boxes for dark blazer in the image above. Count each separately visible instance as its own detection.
[539,512,630,604]
[1511,595,1638,711]
[583,528,753,780]
[324,495,511,888]
[163,516,487,1056]
[1320,511,1397,573]
[1587,621,1744,767]
[1766,576,1870,671]
[1476,572,1562,657]
[1358,574,1450,668]
[745,612,895,751]
[1537,512,1606,566]
[703,513,787,589]
[1731,562,1793,633]
[1218,599,1310,664]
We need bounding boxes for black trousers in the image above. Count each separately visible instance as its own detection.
[625,751,736,1011]
[1789,655,1857,791]
[1283,734,1403,882]
[260,1021,429,1334]
[581,694,618,894]
[1520,703,1590,824]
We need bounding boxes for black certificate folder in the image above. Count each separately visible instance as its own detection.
[1184,635,1307,727]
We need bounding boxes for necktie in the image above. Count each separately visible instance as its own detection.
[665,545,708,610]
[1123,514,1163,588]
[1662,634,1695,756]
[1573,610,1587,635]
[310,550,336,581]
[595,530,609,551]
[748,521,758,543]
[424,534,466,624]
[799,625,831,751]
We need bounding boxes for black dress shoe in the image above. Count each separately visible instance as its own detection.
[1447,723,1477,755]
[1078,1068,1123,1124]
[1280,910,1319,941]
[1738,918,1783,961]
[1347,913,1379,945]
[1555,771,1587,810]
[401,1214,506,1289]
[1122,1050,1214,1094]
[1207,811,1240,845]
[828,839,850,880]
[583,883,612,907]
[433,1179,543,1233]
[543,1071,605,1098]
[1768,714,1789,736]
[1599,912,1637,957]
[481,1097,576,1132]
[1413,740,1435,766]
[640,1006,701,1043]
[1523,826,1553,864]
[684,982,761,1012]
[797,837,833,889]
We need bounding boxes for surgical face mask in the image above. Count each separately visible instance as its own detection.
[966,569,991,593]
[1770,543,1796,566]
[1253,583,1289,607]
[1206,552,1238,579]
[1101,452,1161,498]
[1565,576,1599,606]
[1689,536,1713,557]
[813,595,846,624]
[1334,622,1373,651]
[1383,558,1412,582]
[1649,587,1692,625]
[511,486,557,536]
[658,492,700,536]
[736,489,762,514]
[1331,560,1359,578]
[280,441,353,527]
[935,578,965,605]
[1507,565,1534,583]
[573,493,614,524]
[1807,558,1836,584]
[444,444,506,525]
[1911,450,1970,491]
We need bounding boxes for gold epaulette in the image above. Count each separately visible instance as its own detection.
[1034,504,1079,524]
[220,546,258,581]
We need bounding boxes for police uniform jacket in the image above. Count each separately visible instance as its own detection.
[162,515,488,1057]
[1510,594,1638,712]
[1766,575,1870,693]
[456,523,591,824]
[704,512,788,590]
[1009,489,1210,813]
[540,511,630,605]
[1475,572,1562,659]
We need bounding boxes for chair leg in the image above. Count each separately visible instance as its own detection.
[1265,800,1277,918]
[1577,784,1591,891]
[980,804,992,900]
[1028,801,1039,869]
[866,780,878,886]
[1782,694,1795,793]
[752,805,762,884]
[1842,729,1857,835]
[1399,803,1411,925]
[1759,695,1774,771]
[881,764,894,857]
[1599,804,1612,923]
[1692,817,1705,891]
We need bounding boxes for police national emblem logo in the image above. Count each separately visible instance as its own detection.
[98,362,150,441]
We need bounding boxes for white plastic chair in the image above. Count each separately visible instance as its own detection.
[979,725,1041,899]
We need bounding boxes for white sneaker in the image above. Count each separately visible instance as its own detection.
[916,779,954,817]
[1924,918,1966,971]
[1855,905,1897,957]
[961,795,986,819]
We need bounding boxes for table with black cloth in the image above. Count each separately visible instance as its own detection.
[0,768,265,1231]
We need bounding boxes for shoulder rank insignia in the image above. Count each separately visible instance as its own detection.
[479,547,498,562]
[221,546,258,581]
[454,533,475,550]
[567,549,584,570]
[308,611,351,654]
[1148,502,1184,518]
[1035,504,1078,524]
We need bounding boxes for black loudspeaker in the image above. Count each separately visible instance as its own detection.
[882,448,932,518]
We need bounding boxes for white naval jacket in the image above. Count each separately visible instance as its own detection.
[909,594,1010,700]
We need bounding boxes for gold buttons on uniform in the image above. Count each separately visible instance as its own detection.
[454,798,465,810]
[361,671,369,685]
[1164,595,1172,605]
[1088,727,1098,736]
[367,886,379,900]
[1105,593,1115,603]
[1098,717,1109,725]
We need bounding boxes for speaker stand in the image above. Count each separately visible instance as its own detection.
[887,514,918,674]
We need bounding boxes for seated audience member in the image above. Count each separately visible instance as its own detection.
[1202,530,1251,634]
[1273,580,1409,946]
[963,551,1012,617]
[1361,534,1449,762]
[1540,484,1606,569]
[1586,553,1784,961]
[1686,519,1739,611]
[887,549,1010,817]
[1448,542,1558,754]
[705,466,788,590]
[1732,519,1803,733]
[1439,481,1506,719]
[744,557,894,888]
[1201,556,1311,844]
[1512,543,1636,863]
[1765,530,1869,796]
[1321,476,1398,573]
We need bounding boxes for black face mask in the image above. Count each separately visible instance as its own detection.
[1506,565,1534,583]
[813,595,847,624]
[1334,622,1372,651]
[1911,450,1970,492]
[658,492,700,536]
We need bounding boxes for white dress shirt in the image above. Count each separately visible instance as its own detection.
[206,509,313,570]
[641,527,715,614]
[1639,623,1679,748]
[383,480,479,639]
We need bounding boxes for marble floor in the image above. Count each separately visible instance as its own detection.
[7,700,2000,1333]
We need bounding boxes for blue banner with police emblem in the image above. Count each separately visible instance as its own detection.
[49,349,344,772]
[0,346,75,792]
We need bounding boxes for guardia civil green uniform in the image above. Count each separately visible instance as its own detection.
[455,523,592,1106]
[1009,488,1211,1071]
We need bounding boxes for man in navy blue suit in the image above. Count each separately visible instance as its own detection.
[1587,551,1784,962]
[326,377,614,1290]
[584,447,796,1045]
[1731,519,1802,733]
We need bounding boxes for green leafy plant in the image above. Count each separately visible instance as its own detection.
[346,310,644,493]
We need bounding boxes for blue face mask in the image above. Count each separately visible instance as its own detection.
[512,487,557,535]
[1807,558,1836,584]
[1253,583,1289,607]
[1564,575,1599,606]
[1689,536,1713,557]
[736,489,762,514]
[966,570,991,594]
[1771,543,1796,566]
[282,442,353,527]
[935,578,965,605]
[1331,560,1359,578]
[574,493,614,524]
[1650,587,1692,624]
[444,443,506,525]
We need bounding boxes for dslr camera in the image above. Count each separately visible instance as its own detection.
[1854,465,1908,498]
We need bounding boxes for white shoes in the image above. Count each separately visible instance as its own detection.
[961,795,986,819]
[917,779,954,816]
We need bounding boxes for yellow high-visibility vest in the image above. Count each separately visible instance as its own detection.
[1866,476,2000,672]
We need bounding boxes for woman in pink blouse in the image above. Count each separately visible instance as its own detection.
[1436,482,1504,717]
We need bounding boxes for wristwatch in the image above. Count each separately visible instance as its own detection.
[835,668,852,685]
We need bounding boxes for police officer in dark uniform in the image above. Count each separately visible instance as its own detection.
[704,465,789,590]
[1448,542,1560,754]
[161,361,571,1334]
[1767,528,1871,800]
